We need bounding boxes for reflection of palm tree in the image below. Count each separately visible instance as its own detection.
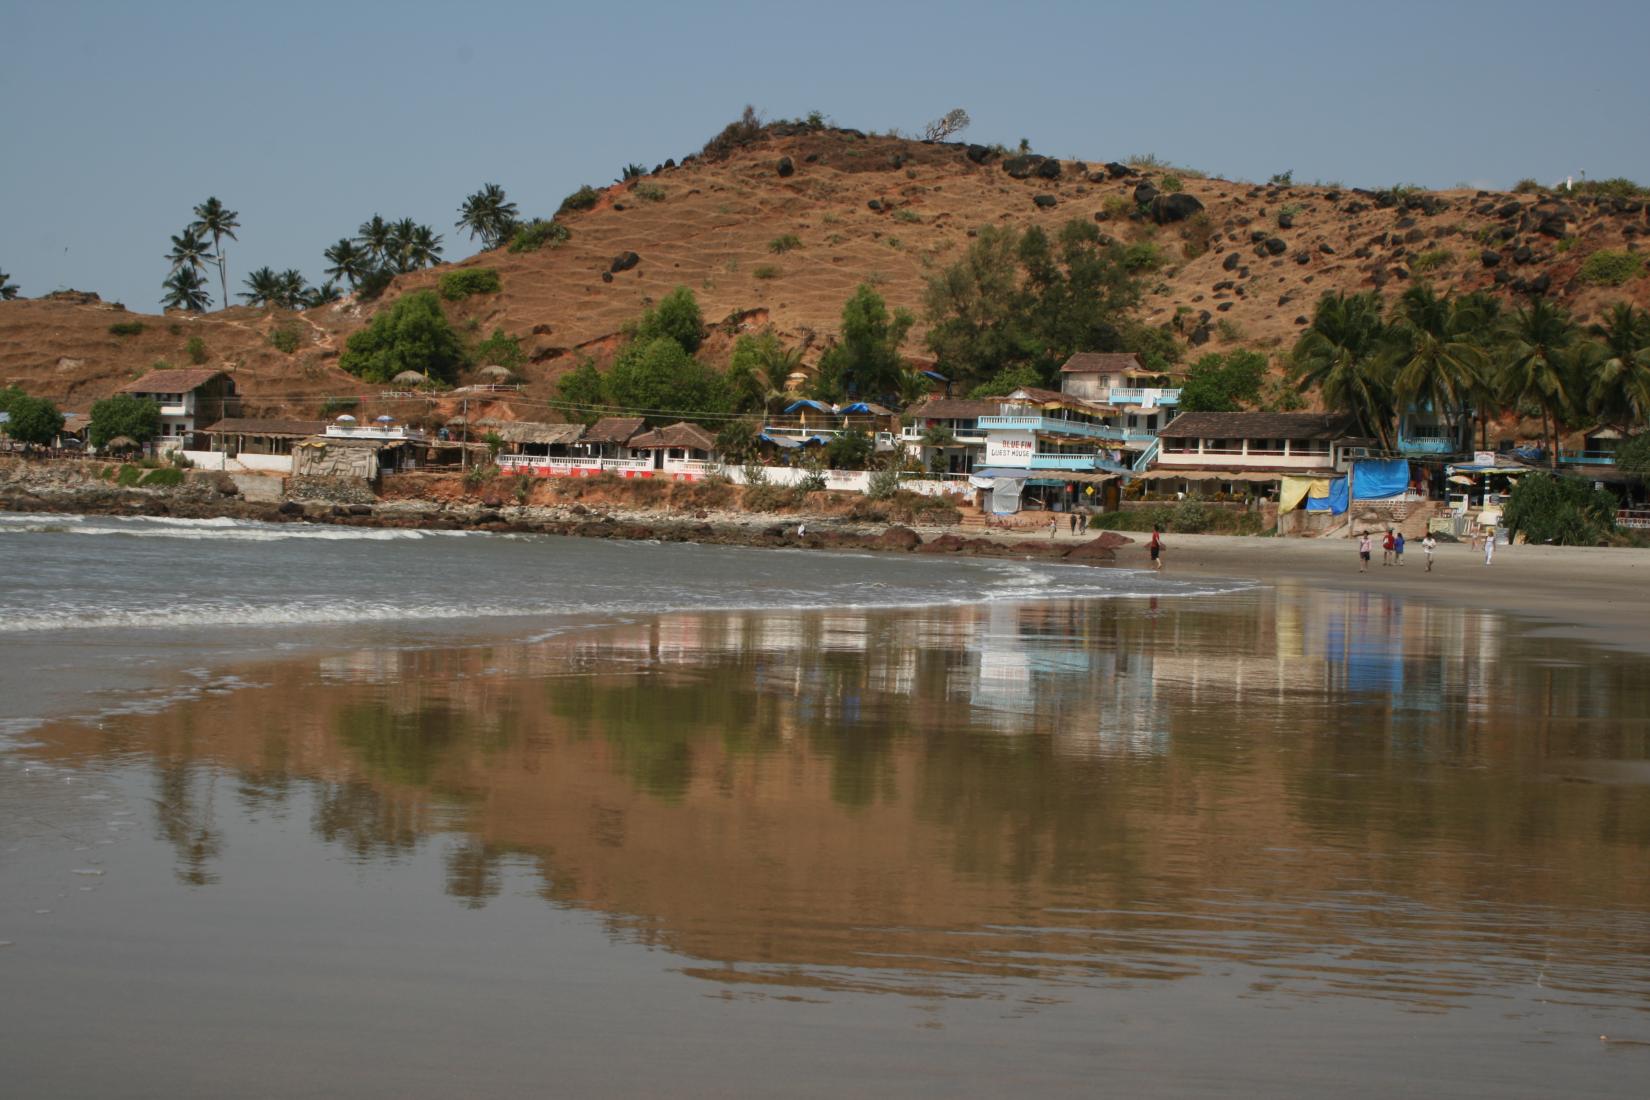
[153,762,223,886]
[443,840,503,909]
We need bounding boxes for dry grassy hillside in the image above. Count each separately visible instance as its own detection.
[4,124,1648,422]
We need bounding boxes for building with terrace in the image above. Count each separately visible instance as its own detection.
[1143,411,1358,499]
[1058,352,1180,440]
[116,368,237,448]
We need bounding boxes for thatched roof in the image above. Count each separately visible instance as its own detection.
[1158,412,1356,440]
[476,419,584,445]
[629,422,717,451]
[391,371,427,385]
[583,416,646,445]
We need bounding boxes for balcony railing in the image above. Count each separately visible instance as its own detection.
[979,414,1120,441]
[1561,450,1618,466]
[900,426,988,443]
[1104,387,1181,406]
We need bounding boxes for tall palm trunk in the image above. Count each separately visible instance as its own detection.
[213,233,228,311]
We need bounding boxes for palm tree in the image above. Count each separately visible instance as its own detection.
[1387,284,1486,448]
[407,224,443,269]
[190,197,240,312]
[322,239,370,289]
[0,268,17,300]
[757,342,806,412]
[455,183,519,249]
[1501,298,1581,467]
[276,269,308,310]
[384,218,419,272]
[1586,302,1650,430]
[1290,291,1396,449]
[166,226,216,277]
[240,266,284,308]
[162,267,212,312]
[357,215,393,266]
[303,280,342,309]
[1452,291,1506,448]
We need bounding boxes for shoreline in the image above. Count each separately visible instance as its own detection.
[5,471,1649,657]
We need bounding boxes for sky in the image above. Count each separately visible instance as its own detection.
[4,0,1649,312]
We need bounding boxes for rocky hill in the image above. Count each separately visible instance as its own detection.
[4,123,1647,422]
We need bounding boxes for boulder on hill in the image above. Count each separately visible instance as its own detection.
[1104,162,1135,179]
[1151,192,1204,224]
[1263,237,1288,255]
[777,156,794,177]
[1133,182,1159,208]
[1480,249,1502,267]
[1033,194,1058,209]
[965,144,993,165]
[1035,158,1061,180]
[610,251,640,273]
[1002,155,1044,180]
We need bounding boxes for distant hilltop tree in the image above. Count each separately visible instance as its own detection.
[0,267,18,300]
[455,183,520,250]
[190,197,240,312]
[922,108,971,142]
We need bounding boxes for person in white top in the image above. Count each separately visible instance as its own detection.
[1422,534,1437,572]
[1484,527,1495,565]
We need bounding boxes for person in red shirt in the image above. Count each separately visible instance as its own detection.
[1382,527,1396,566]
[1149,526,1164,571]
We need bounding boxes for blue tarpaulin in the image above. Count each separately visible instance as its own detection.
[758,433,801,449]
[1351,459,1409,500]
[1306,477,1349,514]
[783,399,835,414]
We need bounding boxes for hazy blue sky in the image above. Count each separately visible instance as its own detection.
[4,0,1648,311]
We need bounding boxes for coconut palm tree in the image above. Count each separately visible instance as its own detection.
[162,267,212,312]
[1586,302,1650,431]
[240,266,284,308]
[190,197,240,312]
[322,239,370,290]
[1501,298,1581,467]
[1387,284,1486,446]
[166,226,216,277]
[456,183,519,249]
[0,268,17,300]
[357,215,394,266]
[757,341,806,412]
[407,224,444,269]
[303,280,342,309]
[275,269,308,310]
[1290,291,1396,449]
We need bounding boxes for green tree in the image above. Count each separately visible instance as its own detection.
[1503,472,1617,545]
[165,226,215,279]
[635,286,705,353]
[1585,302,1650,431]
[162,267,212,312]
[811,285,914,403]
[0,386,21,413]
[825,429,874,470]
[1290,291,1396,449]
[3,395,64,446]
[605,336,729,424]
[456,183,520,249]
[323,238,372,290]
[338,290,467,384]
[1177,350,1268,412]
[190,197,240,312]
[715,418,761,462]
[556,357,607,424]
[968,363,1045,398]
[304,280,342,308]
[1616,433,1650,476]
[1387,284,1486,439]
[88,394,162,448]
[357,216,394,266]
[0,268,18,300]
[1501,298,1581,468]
[240,266,283,308]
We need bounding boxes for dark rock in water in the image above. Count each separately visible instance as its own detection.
[777,156,794,177]
[916,533,968,554]
[1151,192,1204,224]
[610,251,640,273]
[1480,249,1502,267]
[1063,539,1118,561]
[277,501,303,515]
[965,143,992,164]
[1035,158,1061,180]
[1264,237,1288,255]
[1033,194,1058,208]
[877,526,921,551]
[1134,182,1160,207]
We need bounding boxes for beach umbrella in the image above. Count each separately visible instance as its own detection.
[335,414,357,423]
[374,415,396,424]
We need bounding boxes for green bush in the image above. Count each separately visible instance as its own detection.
[438,268,502,300]
[752,264,781,280]
[338,290,467,385]
[269,327,302,354]
[743,482,804,511]
[865,464,903,500]
[109,321,145,337]
[768,234,802,254]
[634,183,666,202]
[558,185,600,215]
[1579,250,1643,287]
[2,395,64,445]
[115,464,143,486]
[139,467,184,487]
[472,328,524,369]
[1503,472,1617,545]
[1159,175,1183,192]
[1411,249,1455,273]
[892,209,922,224]
[87,394,161,448]
[507,219,571,253]
[185,335,208,363]
[321,396,359,416]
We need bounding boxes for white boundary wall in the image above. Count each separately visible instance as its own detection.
[498,455,970,498]
[181,450,293,474]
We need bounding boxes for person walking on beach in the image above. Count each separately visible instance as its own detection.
[1149,526,1164,571]
[1070,512,1080,535]
[1049,515,1059,538]
[1394,531,1405,566]
[1382,527,1395,566]
[1422,533,1436,572]
[1358,531,1373,572]
[1484,526,1495,565]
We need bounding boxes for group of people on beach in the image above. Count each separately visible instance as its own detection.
[1358,526,1438,573]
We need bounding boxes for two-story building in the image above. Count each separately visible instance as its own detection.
[1059,352,1180,443]
[117,368,237,449]
[900,396,999,473]
[1145,411,1358,500]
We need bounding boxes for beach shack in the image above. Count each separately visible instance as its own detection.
[484,420,587,473]
[1147,411,1355,503]
[627,421,721,478]
[196,417,326,473]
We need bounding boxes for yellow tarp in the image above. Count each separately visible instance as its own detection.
[1281,476,1331,512]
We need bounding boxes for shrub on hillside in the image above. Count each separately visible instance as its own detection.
[140,467,185,487]
[1579,250,1643,287]
[557,186,600,215]
[109,321,145,337]
[768,234,802,254]
[507,219,571,253]
[752,264,781,280]
[1411,249,1455,273]
[185,336,208,364]
[338,290,467,385]
[634,183,666,202]
[702,105,765,159]
[269,327,301,354]
[439,268,502,300]
[472,328,525,370]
